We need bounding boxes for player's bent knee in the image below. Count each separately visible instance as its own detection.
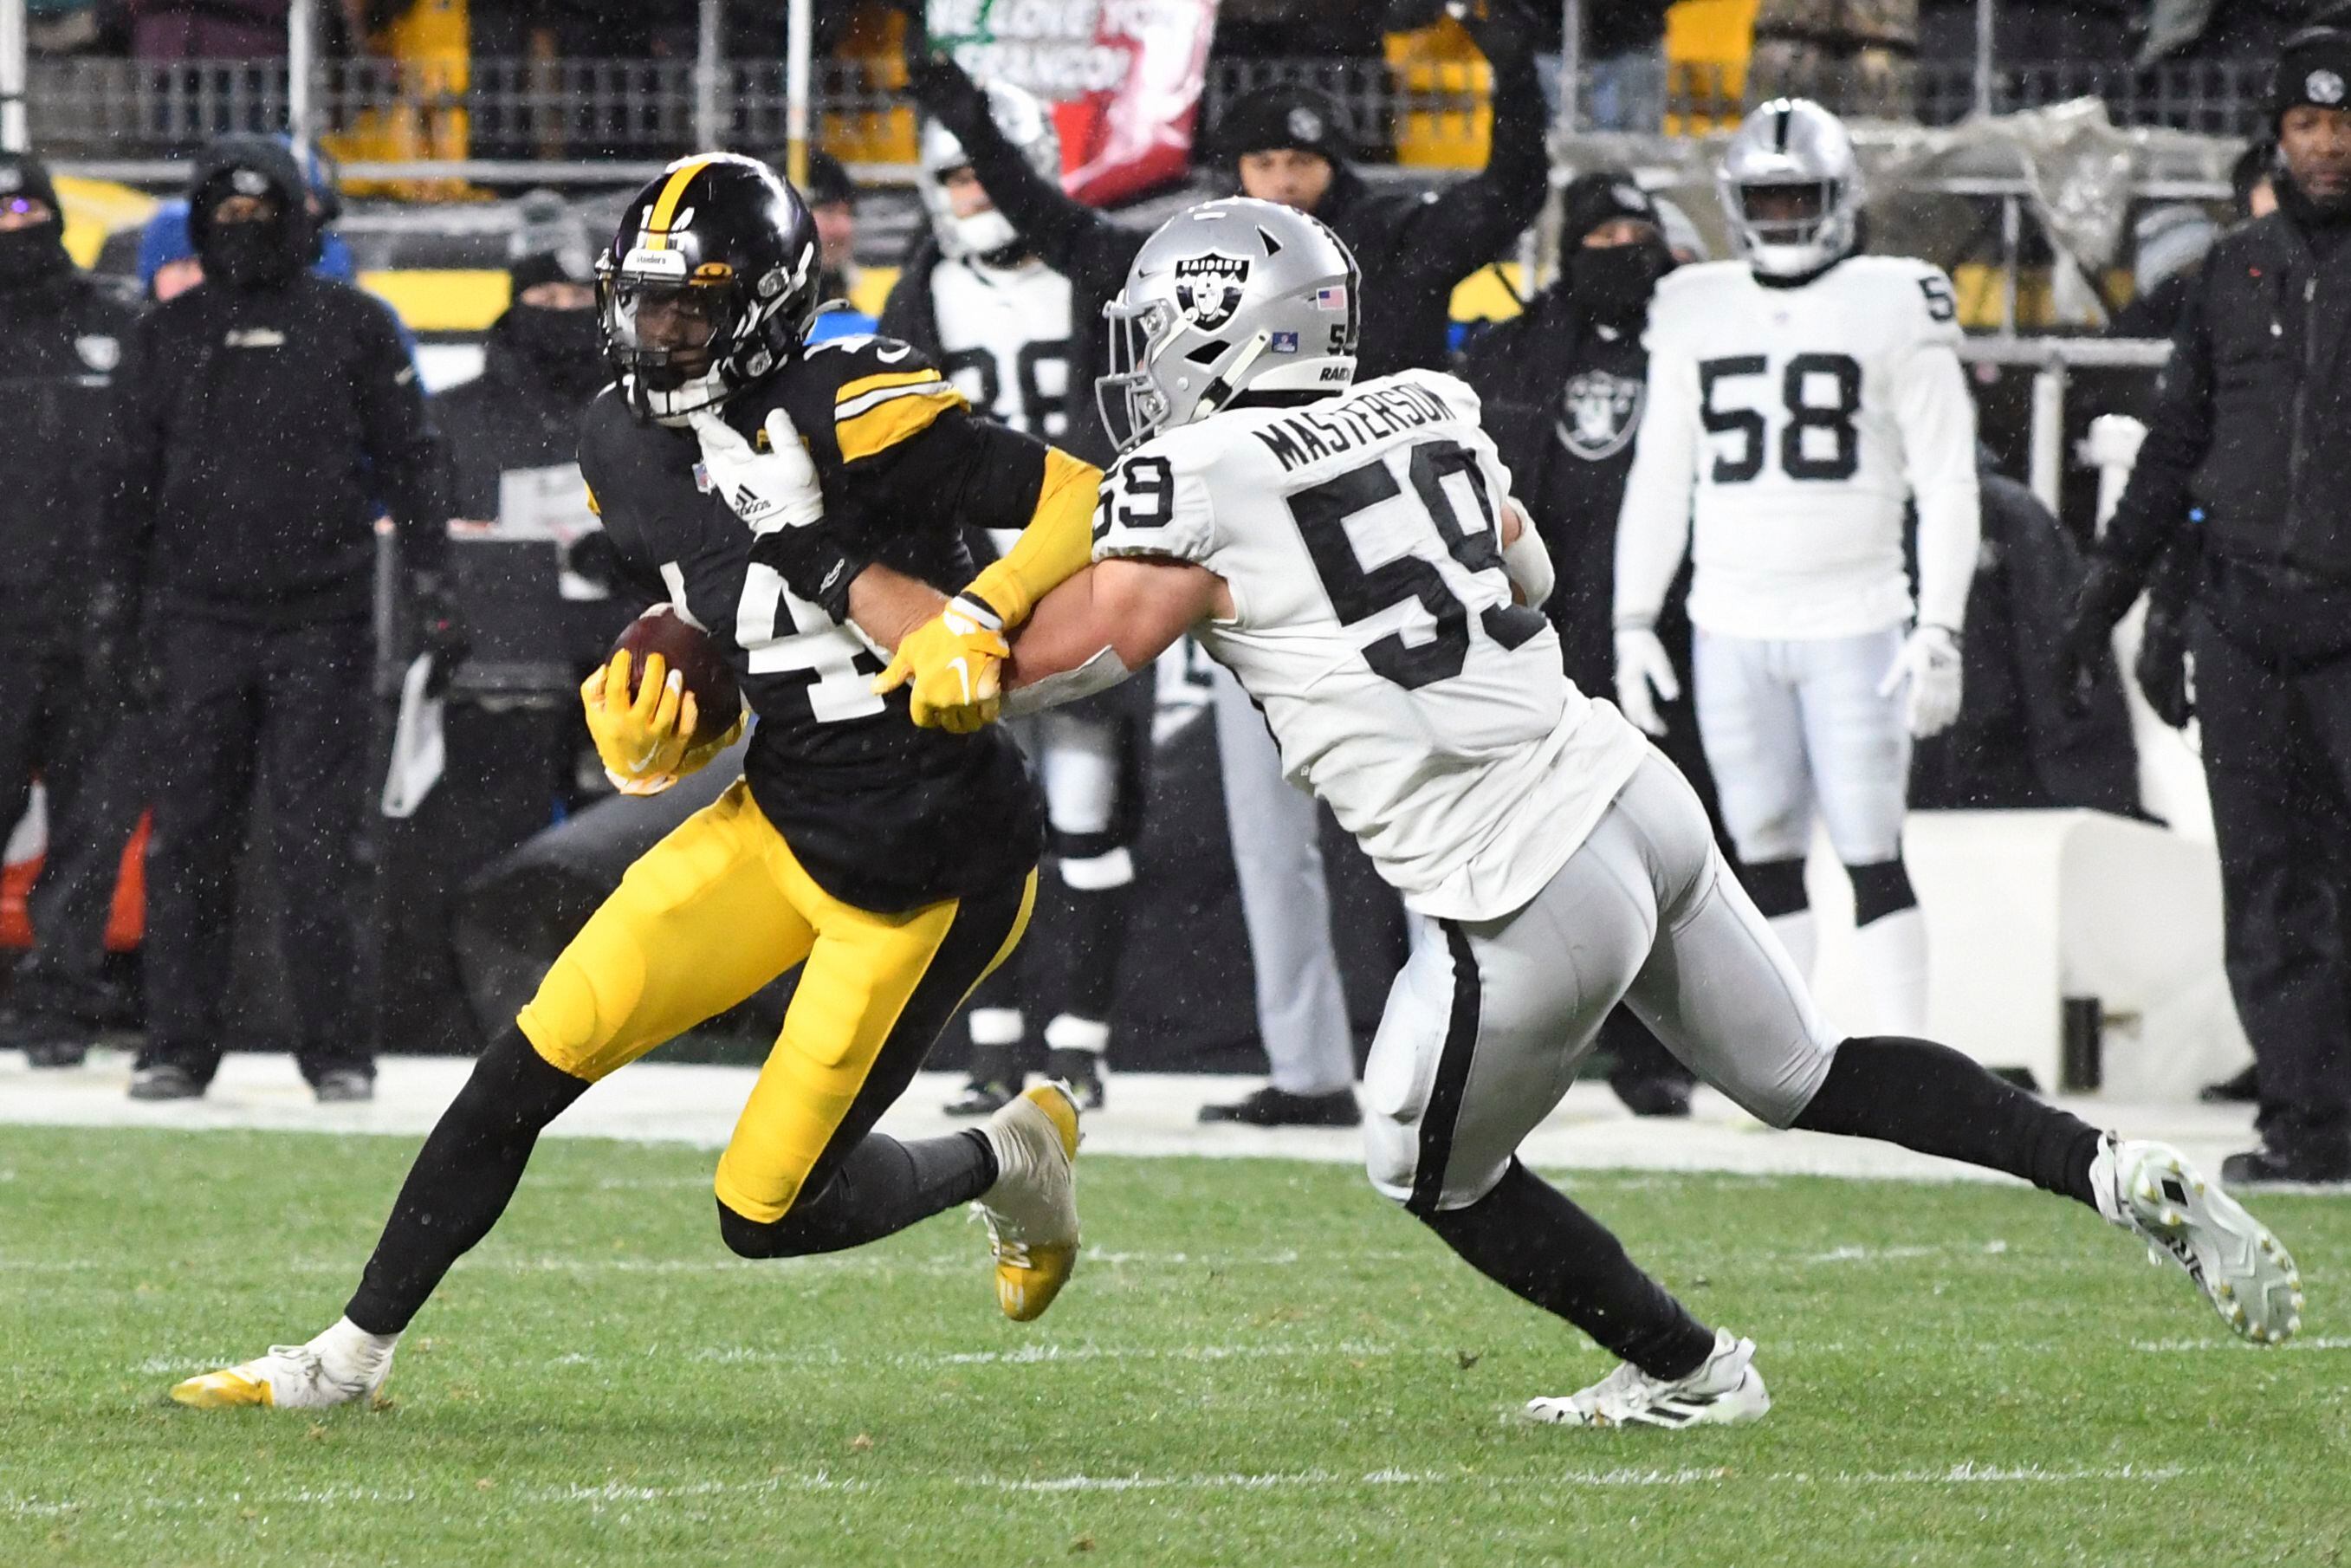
[1362,1115,1419,1208]
[715,1179,857,1260]
[1847,858,1919,926]
[1743,856,1810,919]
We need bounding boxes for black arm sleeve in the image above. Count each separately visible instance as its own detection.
[922,58,1149,300]
[2096,275,2214,582]
[849,405,1055,549]
[1396,47,1551,273]
[352,295,451,575]
[875,259,939,358]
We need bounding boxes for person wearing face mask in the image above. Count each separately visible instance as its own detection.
[94,133,463,1105]
[1457,172,1709,1118]
[2062,29,2351,1188]
[0,150,146,1071]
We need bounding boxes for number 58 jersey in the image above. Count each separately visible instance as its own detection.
[1093,368,1648,923]
[1618,256,1979,640]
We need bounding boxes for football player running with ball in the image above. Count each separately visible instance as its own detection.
[982,198,2301,1429]
[1614,99,1974,1037]
[171,154,1103,1411]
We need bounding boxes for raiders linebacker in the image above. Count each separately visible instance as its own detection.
[878,80,1145,1114]
[976,198,2298,1428]
[1614,98,1976,1036]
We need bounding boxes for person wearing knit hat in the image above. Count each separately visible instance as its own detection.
[1458,168,1713,1118]
[0,148,146,1072]
[2062,28,2351,1185]
[789,148,877,341]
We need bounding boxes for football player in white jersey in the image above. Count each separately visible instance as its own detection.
[958,198,2298,1428]
[1614,98,1977,1037]
[878,81,1146,1114]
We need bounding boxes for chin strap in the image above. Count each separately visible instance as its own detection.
[1189,331,1273,426]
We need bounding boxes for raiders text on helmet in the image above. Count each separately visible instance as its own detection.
[1718,98,1865,280]
[598,152,823,424]
[1097,198,1359,451]
[920,79,1061,265]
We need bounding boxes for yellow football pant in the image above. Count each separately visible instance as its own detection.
[516,779,1034,1224]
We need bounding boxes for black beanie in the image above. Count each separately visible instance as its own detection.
[1215,85,1352,168]
[801,148,857,209]
[0,152,62,219]
[2271,28,2351,129]
[1559,169,1662,247]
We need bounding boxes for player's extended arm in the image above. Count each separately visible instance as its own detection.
[1404,1,1550,272]
[1002,556,1231,713]
[1610,341,1700,735]
[1881,335,1980,737]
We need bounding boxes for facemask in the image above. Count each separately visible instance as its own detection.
[203,221,296,290]
[507,302,608,394]
[0,220,68,288]
[949,208,1020,261]
[1568,239,1673,326]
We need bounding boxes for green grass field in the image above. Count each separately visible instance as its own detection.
[3,1125,2347,1567]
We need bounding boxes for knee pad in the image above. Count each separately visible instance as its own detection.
[1743,856,1810,920]
[1847,858,1919,927]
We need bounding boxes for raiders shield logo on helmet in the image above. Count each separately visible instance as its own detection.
[1173,252,1250,331]
[1557,369,1644,462]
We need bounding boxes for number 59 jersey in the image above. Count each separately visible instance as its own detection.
[1618,255,1979,639]
[1093,369,1648,923]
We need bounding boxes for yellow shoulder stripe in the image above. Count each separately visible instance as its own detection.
[835,367,948,406]
[835,382,967,463]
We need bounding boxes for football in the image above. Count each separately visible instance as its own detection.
[610,604,742,747]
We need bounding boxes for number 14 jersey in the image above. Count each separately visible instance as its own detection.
[1092,368,1647,923]
[1617,255,1977,640]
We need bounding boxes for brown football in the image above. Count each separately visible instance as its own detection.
[611,605,742,747]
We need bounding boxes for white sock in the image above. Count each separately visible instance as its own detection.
[1856,906,1929,1036]
[1767,910,1817,981]
[968,1008,1025,1049]
[1042,1015,1109,1055]
[314,1315,398,1377]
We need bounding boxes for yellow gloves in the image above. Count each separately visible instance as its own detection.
[872,595,1010,734]
[581,649,742,796]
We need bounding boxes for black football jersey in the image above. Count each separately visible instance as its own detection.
[579,335,1046,911]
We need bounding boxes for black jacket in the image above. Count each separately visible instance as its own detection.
[109,138,446,625]
[435,313,598,519]
[1912,470,2141,816]
[876,236,949,366]
[2100,204,2351,586]
[0,268,139,618]
[913,47,1549,463]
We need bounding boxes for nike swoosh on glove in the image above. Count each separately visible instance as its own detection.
[873,594,1011,734]
[581,648,703,796]
[1613,625,1680,738]
[1877,624,1964,738]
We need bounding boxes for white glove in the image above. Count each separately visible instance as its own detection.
[1613,625,1680,738]
[690,405,824,534]
[1878,624,1964,738]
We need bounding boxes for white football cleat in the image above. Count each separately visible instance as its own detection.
[2095,1136,2303,1344]
[170,1320,396,1410]
[1525,1329,1770,1430]
[975,1083,1082,1322]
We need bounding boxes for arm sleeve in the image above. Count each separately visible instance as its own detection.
[1891,286,1983,634]
[965,446,1103,625]
[1397,48,1551,269]
[1613,331,1700,628]
[2097,278,2215,581]
[353,296,451,574]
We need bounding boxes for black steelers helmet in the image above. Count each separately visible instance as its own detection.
[599,152,823,423]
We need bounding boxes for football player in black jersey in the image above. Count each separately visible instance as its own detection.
[169,154,1108,1412]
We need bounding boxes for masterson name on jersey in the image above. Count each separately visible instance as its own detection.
[1253,379,1462,473]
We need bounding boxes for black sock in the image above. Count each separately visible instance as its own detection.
[716,1130,997,1260]
[1791,1035,2103,1207]
[1419,1160,1717,1380]
[345,1027,588,1335]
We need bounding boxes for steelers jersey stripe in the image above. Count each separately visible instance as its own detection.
[834,381,967,463]
[834,367,950,408]
[642,156,714,251]
[834,375,955,422]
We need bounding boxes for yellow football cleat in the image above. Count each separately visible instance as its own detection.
[170,1335,392,1410]
[975,1082,1082,1322]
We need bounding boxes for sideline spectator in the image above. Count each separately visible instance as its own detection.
[795,149,877,342]
[0,151,146,1067]
[96,135,462,1104]
[2063,29,2351,1186]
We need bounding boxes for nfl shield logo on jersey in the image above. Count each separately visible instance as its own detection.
[1174,252,1250,331]
[1557,369,1643,461]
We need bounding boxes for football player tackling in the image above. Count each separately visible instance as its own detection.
[172,155,1102,1410]
[981,198,2302,1429]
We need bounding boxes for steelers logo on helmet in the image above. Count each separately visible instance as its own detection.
[1287,106,1324,144]
[2309,68,2347,105]
[1174,251,1251,331]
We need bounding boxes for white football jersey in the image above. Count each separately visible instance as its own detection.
[932,256,1073,444]
[1616,256,1980,640]
[1093,369,1648,922]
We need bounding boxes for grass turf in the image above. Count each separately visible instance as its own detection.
[2,1125,2346,1567]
